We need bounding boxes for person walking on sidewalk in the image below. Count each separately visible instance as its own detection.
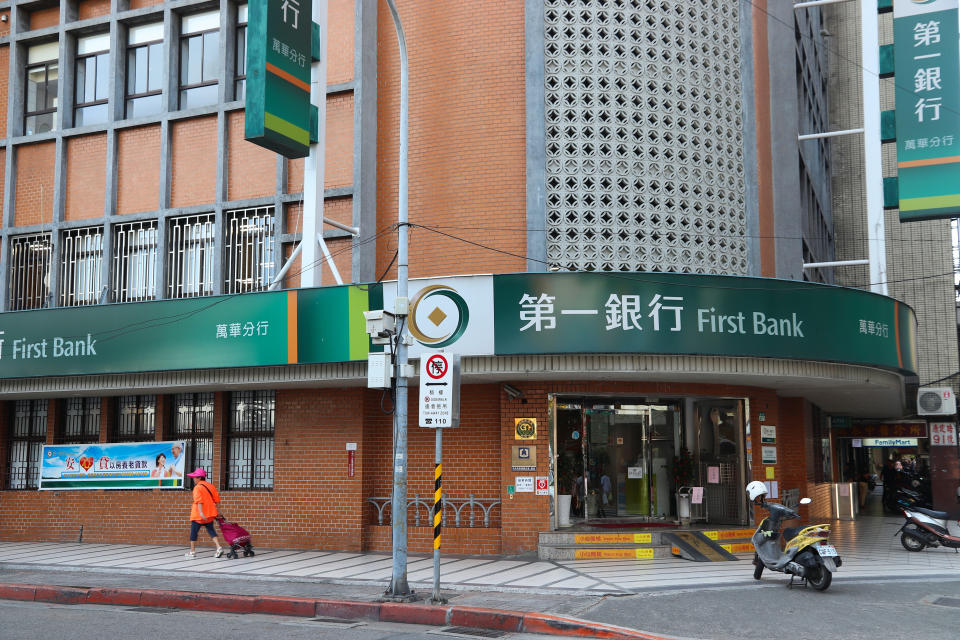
[185,467,224,559]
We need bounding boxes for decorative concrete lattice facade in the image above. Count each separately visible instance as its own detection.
[542,0,746,274]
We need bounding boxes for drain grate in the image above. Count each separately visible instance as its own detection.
[932,597,960,608]
[310,617,360,624]
[437,626,506,638]
[125,607,180,614]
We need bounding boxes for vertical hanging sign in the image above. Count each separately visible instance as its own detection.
[893,0,960,221]
[245,0,313,158]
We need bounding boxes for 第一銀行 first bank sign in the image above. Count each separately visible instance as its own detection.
[0,273,917,379]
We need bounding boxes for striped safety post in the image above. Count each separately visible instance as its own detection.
[434,463,442,550]
[431,428,446,604]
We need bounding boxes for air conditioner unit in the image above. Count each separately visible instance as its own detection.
[917,387,957,416]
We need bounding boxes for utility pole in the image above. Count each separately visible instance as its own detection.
[383,0,412,600]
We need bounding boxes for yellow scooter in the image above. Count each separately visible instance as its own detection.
[747,481,841,591]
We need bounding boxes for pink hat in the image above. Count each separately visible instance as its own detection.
[186,468,206,478]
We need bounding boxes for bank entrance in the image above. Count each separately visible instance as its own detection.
[552,395,750,529]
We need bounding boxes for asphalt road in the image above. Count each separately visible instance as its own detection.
[0,598,549,640]
[582,576,960,639]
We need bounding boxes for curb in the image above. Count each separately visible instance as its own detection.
[0,582,670,640]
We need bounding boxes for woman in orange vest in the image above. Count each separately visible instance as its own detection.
[184,467,224,559]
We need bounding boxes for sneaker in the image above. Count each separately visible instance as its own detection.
[184,551,196,559]
[214,548,224,558]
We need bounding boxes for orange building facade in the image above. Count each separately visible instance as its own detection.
[0,0,928,556]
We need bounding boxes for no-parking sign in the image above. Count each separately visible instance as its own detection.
[419,351,460,428]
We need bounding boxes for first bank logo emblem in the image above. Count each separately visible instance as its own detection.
[408,284,470,348]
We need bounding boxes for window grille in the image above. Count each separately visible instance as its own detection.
[60,227,103,306]
[58,397,101,444]
[172,393,214,478]
[224,207,276,294]
[8,233,52,311]
[227,390,274,490]
[113,395,156,442]
[112,220,158,303]
[126,23,164,118]
[75,34,110,126]
[167,214,215,298]
[235,4,248,101]
[8,400,47,489]
[180,10,221,109]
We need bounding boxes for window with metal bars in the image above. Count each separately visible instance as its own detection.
[57,397,101,444]
[60,227,104,306]
[172,393,214,478]
[227,390,274,490]
[8,233,52,311]
[112,220,158,302]
[8,400,47,490]
[167,214,215,298]
[224,207,276,294]
[113,395,156,442]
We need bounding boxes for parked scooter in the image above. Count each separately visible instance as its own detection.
[746,481,841,591]
[897,506,960,552]
[884,484,932,514]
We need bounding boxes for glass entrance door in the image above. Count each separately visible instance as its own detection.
[581,401,679,520]
[692,399,747,525]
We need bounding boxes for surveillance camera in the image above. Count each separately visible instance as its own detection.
[1,15,8,23]
[503,384,523,400]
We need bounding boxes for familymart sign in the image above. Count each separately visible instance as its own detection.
[894,0,960,221]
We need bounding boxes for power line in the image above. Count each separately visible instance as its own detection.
[407,222,957,293]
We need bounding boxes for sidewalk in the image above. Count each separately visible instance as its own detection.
[1,513,958,638]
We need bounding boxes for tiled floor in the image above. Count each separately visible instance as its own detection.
[2,513,958,595]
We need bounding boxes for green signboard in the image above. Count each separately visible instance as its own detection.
[0,285,374,379]
[245,0,312,158]
[493,272,918,375]
[893,0,960,221]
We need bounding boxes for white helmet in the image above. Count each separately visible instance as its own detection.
[746,480,768,502]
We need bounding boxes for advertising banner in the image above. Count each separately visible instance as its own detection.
[0,285,374,379]
[493,272,918,375]
[40,441,187,490]
[893,0,960,221]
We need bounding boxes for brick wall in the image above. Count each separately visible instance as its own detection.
[326,94,354,189]
[28,7,59,31]
[287,157,304,194]
[171,116,218,208]
[0,381,818,556]
[65,134,107,221]
[0,151,5,214]
[328,0,355,86]
[117,125,161,214]
[376,1,527,279]
[14,141,56,227]
[227,111,277,201]
[129,0,163,9]
[0,46,8,138]
[78,0,111,20]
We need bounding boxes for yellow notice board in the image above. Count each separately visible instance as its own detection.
[575,548,655,560]
[574,533,652,544]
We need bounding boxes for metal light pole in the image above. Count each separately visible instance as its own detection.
[384,0,412,599]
